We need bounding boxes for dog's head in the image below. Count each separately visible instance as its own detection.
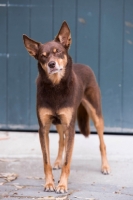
[23,21,72,84]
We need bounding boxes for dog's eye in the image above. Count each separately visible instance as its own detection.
[56,49,61,54]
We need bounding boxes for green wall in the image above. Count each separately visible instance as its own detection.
[0,0,133,133]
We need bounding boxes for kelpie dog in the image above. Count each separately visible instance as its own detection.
[23,21,110,193]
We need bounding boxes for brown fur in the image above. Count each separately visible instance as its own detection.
[23,21,110,194]
[77,103,90,137]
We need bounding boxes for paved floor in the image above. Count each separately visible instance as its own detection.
[0,131,133,200]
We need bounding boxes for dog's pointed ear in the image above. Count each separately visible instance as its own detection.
[23,35,40,58]
[54,21,72,49]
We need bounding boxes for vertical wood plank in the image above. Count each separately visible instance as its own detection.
[7,0,30,127]
[123,0,133,131]
[8,0,30,54]
[29,0,53,128]
[53,0,76,62]
[29,59,38,129]
[77,0,100,81]
[0,57,7,126]
[30,0,53,42]
[0,3,7,127]
[100,0,123,131]
[0,2,7,53]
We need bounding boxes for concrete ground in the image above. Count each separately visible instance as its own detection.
[0,131,133,200]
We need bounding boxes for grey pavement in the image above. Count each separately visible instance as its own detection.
[0,131,133,200]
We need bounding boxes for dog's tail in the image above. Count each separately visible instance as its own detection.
[77,103,90,137]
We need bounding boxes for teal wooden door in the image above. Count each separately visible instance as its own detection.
[0,0,133,133]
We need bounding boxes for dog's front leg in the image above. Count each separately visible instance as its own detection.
[39,125,55,192]
[53,125,65,169]
[56,124,75,193]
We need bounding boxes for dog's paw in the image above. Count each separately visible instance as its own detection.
[44,182,55,192]
[101,164,110,175]
[53,161,62,170]
[56,184,67,194]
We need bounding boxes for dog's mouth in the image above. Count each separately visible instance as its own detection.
[49,68,63,75]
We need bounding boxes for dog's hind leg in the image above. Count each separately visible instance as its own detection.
[92,114,110,174]
[82,98,110,174]
[53,125,64,170]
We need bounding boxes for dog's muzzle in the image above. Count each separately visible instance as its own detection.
[48,61,62,74]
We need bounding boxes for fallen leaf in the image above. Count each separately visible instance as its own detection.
[13,192,18,195]
[26,176,43,180]
[0,136,10,140]
[26,176,33,179]
[37,197,69,200]
[0,158,18,162]
[0,159,9,162]
[56,196,69,200]
[1,192,9,197]
[0,173,18,182]
[13,184,25,189]
[37,197,55,200]
[34,177,43,180]
[85,198,95,200]
[74,197,95,200]
[115,191,120,194]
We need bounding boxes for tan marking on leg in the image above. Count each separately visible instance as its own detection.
[39,125,55,191]
[38,108,52,163]
[56,165,70,193]
[38,108,53,125]
[96,119,110,174]
[38,108,55,191]
[58,107,73,126]
[82,98,110,174]
[53,125,65,169]
[43,163,55,191]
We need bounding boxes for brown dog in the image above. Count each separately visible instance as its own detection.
[23,21,110,194]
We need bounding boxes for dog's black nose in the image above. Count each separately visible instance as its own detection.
[48,61,56,68]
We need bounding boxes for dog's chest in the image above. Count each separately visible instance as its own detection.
[38,107,73,126]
